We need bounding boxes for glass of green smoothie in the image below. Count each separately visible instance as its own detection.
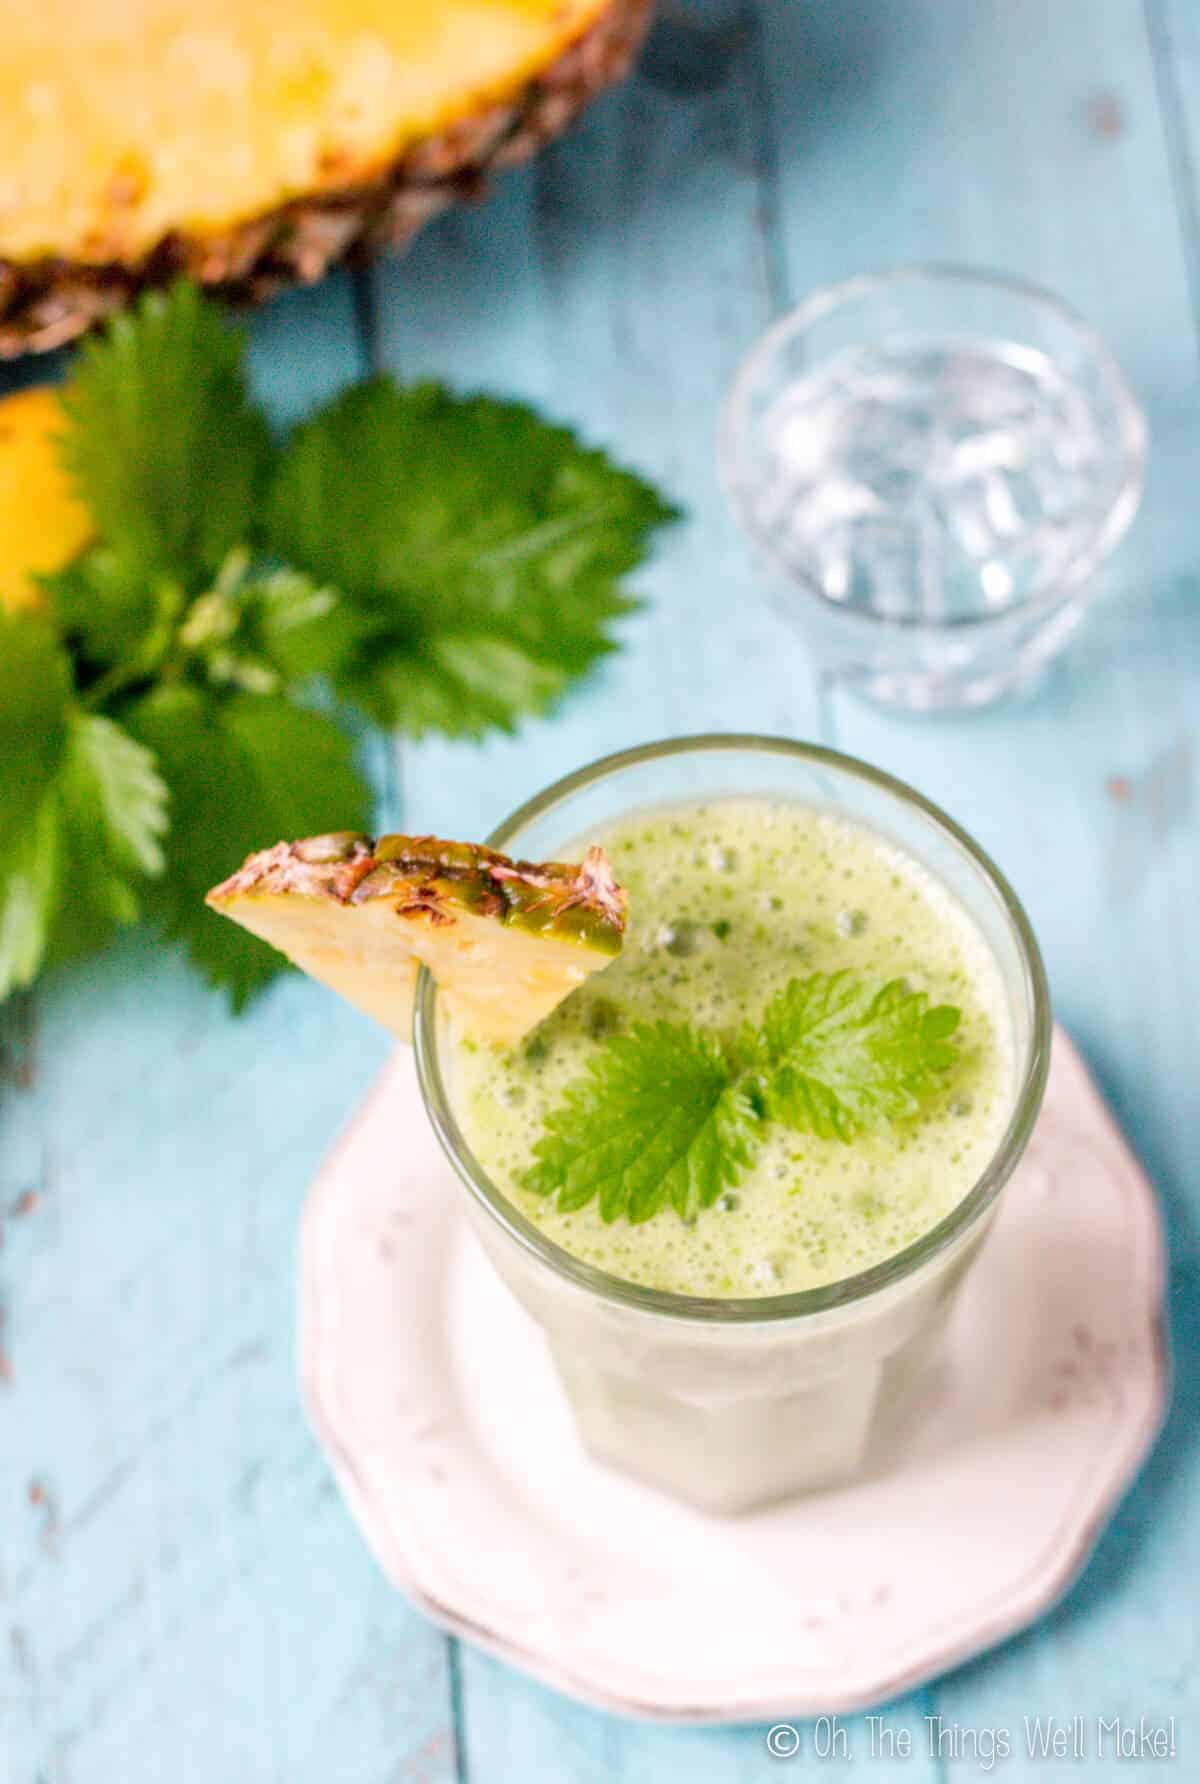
[414,736,1050,1513]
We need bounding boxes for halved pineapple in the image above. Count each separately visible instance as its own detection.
[0,0,653,356]
[0,388,92,611]
[207,830,626,1044]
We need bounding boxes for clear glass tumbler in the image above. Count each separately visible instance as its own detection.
[720,266,1146,712]
[415,737,1051,1513]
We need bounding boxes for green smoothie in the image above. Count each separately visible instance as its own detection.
[448,797,1014,1298]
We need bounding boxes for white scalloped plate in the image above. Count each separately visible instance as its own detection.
[299,1027,1167,1722]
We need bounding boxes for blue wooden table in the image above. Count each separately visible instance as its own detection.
[2,3,1198,1777]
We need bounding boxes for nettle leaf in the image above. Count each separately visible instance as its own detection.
[762,972,963,1139]
[527,1023,761,1225]
[68,714,169,880]
[123,685,370,1008]
[59,281,271,581]
[0,803,61,1000]
[0,611,73,852]
[267,378,678,738]
[45,715,170,966]
[526,975,962,1228]
[0,711,169,996]
[244,565,367,685]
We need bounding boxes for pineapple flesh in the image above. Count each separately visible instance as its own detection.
[207,830,627,1045]
[0,388,92,611]
[0,0,654,356]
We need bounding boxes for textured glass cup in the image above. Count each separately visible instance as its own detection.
[721,266,1146,712]
[415,737,1051,1512]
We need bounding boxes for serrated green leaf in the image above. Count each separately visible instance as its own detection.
[43,716,167,965]
[526,1023,760,1226]
[67,714,169,879]
[59,280,270,581]
[267,378,677,738]
[0,610,73,852]
[0,711,168,995]
[358,633,582,739]
[0,801,61,1000]
[123,686,370,1008]
[247,565,366,684]
[762,972,962,1139]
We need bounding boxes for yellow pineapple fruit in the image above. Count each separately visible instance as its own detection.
[207,830,627,1044]
[0,0,654,356]
[0,387,92,611]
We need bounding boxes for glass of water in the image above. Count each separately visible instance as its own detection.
[720,265,1146,711]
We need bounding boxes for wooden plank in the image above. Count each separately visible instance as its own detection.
[0,951,455,1784]
[1154,0,1200,327]
[755,2,1198,1777]
[821,603,1198,1783]
[0,277,458,1784]
[759,0,1185,382]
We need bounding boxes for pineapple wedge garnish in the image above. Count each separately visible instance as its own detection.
[207,831,626,1045]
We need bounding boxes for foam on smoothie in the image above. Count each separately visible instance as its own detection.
[448,797,1015,1298]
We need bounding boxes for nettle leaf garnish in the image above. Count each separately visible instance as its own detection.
[756,970,962,1141]
[526,1025,761,1225]
[525,972,961,1226]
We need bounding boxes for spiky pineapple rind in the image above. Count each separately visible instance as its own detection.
[207,832,627,954]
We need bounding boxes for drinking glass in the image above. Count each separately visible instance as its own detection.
[415,736,1051,1512]
[720,266,1146,712]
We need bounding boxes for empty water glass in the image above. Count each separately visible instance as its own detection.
[720,266,1146,711]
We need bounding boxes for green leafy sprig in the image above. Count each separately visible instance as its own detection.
[0,282,677,1007]
[525,972,961,1226]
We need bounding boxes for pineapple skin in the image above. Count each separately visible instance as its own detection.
[207,831,627,1044]
[0,388,92,610]
[0,0,654,358]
